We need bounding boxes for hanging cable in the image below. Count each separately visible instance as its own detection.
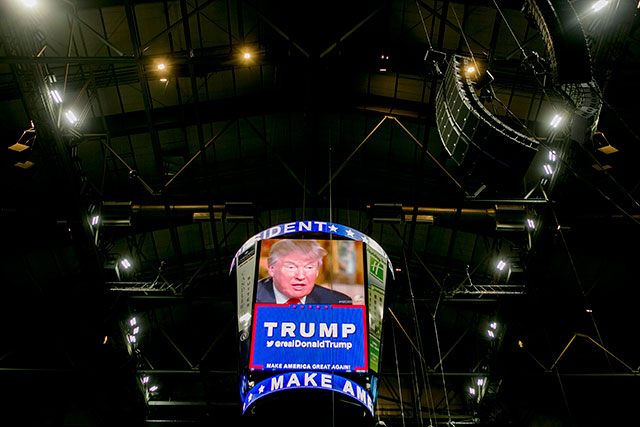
[431,287,452,425]
[402,247,436,426]
[450,3,479,72]
[391,320,406,427]
[415,0,433,49]
[490,0,527,59]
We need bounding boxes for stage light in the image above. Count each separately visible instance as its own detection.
[469,387,476,395]
[592,0,609,11]
[243,52,251,59]
[477,378,485,387]
[550,114,562,128]
[496,260,506,271]
[548,150,556,161]
[129,317,137,326]
[490,322,497,330]
[149,385,158,392]
[132,327,140,335]
[142,376,150,384]
[120,258,132,269]
[518,340,524,348]
[487,329,495,338]
[526,218,535,229]
[466,65,476,74]
[160,78,168,82]
[65,110,78,125]
[543,164,553,175]
[157,63,165,70]
[50,90,63,104]
[379,68,387,72]
[91,215,99,226]
[128,335,136,343]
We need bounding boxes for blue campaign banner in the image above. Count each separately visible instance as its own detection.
[249,304,367,372]
[242,371,374,415]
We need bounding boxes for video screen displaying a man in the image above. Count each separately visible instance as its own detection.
[256,239,363,305]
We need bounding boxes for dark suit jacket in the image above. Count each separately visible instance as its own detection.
[256,277,353,305]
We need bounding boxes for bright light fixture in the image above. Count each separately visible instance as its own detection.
[469,387,476,395]
[51,90,63,104]
[548,150,556,161]
[543,164,553,175]
[477,378,484,387]
[149,385,158,392]
[243,52,251,59]
[120,258,132,269]
[487,329,495,338]
[550,114,562,128]
[466,65,476,74]
[128,335,136,343]
[490,322,497,330]
[130,317,137,326]
[379,68,387,72]
[526,218,535,229]
[160,78,168,82]
[65,110,78,124]
[91,215,99,226]
[592,0,609,11]
[157,63,165,70]
[132,327,140,335]
[496,260,506,271]
[142,376,150,384]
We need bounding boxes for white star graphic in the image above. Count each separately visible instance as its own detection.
[328,224,338,233]
[345,229,355,238]
[247,393,253,402]
[258,385,265,393]
[361,235,369,244]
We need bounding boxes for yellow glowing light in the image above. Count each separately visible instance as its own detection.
[243,52,251,59]
[157,63,165,70]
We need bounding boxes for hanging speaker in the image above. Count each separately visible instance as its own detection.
[522,0,592,84]
[435,56,539,194]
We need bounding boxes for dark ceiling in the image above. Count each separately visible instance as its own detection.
[1,0,640,426]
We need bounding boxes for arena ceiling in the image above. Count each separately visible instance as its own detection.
[1,0,639,425]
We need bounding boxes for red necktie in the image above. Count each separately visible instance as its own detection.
[286,298,301,305]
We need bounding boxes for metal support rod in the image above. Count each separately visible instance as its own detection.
[100,140,156,194]
[159,327,195,369]
[390,116,463,190]
[74,15,127,57]
[245,3,310,58]
[319,2,388,58]
[141,0,219,51]
[164,119,236,188]
[432,330,468,371]
[416,0,488,52]
[318,116,389,195]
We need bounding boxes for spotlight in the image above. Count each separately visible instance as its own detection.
[243,52,251,59]
[149,385,159,392]
[50,90,63,104]
[518,340,524,348]
[477,378,485,387]
[128,335,137,343]
[543,164,553,175]
[469,387,476,395]
[487,329,495,338]
[132,326,140,335]
[496,260,506,271]
[142,376,150,384]
[65,110,78,125]
[129,317,137,327]
[592,0,609,11]
[466,65,476,74]
[91,215,99,226]
[490,322,497,330]
[160,78,168,82]
[548,150,556,161]
[526,218,535,229]
[157,63,165,70]
[120,258,132,269]
[550,114,562,128]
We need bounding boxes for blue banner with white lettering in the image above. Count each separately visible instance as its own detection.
[250,304,367,372]
[242,371,374,415]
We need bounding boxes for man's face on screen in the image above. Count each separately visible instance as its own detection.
[268,251,320,299]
